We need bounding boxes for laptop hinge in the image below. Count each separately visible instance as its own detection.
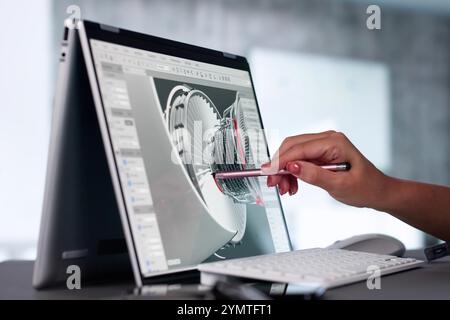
[223,52,237,59]
[100,24,120,33]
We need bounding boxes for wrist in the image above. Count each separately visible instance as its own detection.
[371,174,401,213]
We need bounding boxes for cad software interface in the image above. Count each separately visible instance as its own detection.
[90,39,290,277]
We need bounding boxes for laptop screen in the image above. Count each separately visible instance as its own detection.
[88,31,290,278]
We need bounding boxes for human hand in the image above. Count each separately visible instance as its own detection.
[262,131,389,208]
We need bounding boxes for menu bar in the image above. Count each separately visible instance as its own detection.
[91,39,251,87]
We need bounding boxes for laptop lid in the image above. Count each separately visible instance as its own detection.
[77,20,291,287]
[33,22,133,289]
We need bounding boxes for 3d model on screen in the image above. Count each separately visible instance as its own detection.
[162,83,264,244]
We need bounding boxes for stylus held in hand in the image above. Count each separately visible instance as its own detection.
[214,162,351,179]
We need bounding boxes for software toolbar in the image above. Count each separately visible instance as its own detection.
[91,40,251,87]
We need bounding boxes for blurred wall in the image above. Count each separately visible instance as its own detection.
[52,0,450,185]
[0,0,51,260]
[47,0,450,247]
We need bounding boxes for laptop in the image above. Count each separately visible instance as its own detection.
[33,19,422,290]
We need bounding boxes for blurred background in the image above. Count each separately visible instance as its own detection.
[1,0,449,261]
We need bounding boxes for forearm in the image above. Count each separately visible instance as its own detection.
[374,176,450,242]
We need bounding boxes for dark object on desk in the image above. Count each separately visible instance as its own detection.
[327,233,406,257]
[425,242,449,262]
[126,284,216,300]
[212,280,272,300]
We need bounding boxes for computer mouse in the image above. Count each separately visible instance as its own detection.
[326,233,406,257]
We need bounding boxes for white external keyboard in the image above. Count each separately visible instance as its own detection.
[198,248,424,289]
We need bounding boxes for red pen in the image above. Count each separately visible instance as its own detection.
[213,162,351,179]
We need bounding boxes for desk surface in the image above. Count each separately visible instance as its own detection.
[1,251,450,300]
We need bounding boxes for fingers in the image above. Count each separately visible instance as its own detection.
[286,161,301,175]
[272,174,298,196]
[264,131,353,195]
[266,170,284,187]
[265,136,340,187]
[277,137,344,172]
[267,174,276,187]
[275,131,336,157]
[277,176,291,195]
[264,131,336,170]
[288,174,298,195]
[267,164,299,196]
[288,160,341,192]
[269,160,341,197]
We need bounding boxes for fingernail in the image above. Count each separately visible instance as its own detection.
[288,162,301,175]
[261,162,271,169]
[261,162,274,174]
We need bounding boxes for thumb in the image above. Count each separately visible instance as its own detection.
[286,161,338,191]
